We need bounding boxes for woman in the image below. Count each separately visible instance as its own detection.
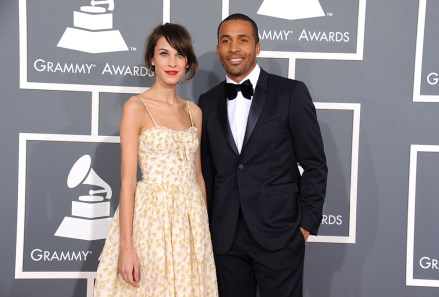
[94,23,218,297]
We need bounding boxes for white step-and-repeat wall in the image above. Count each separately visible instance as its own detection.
[1,0,439,296]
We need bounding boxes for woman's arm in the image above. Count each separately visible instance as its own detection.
[190,102,207,205]
[117,97,143,287]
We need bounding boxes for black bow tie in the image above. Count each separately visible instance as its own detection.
[224,79,254,100]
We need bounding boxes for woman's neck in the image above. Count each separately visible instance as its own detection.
[147,81,180,105]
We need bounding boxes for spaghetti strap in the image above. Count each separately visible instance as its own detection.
[187,101,195,127]
[139,95,158,127]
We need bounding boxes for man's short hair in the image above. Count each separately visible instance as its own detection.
[217,13,259,43]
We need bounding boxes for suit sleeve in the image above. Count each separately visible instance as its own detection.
[289,81,328,235]
[197,95,216,221]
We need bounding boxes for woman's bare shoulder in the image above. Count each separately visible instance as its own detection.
[186,100,202,114]
[123,95,145,114]
[185,100,202,125]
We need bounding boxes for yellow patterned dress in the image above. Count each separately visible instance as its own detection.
[94,100,218,297]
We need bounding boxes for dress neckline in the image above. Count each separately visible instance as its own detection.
[139,125,198,138]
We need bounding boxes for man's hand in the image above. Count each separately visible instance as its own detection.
[300,227,310,244]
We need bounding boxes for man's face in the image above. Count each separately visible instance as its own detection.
[217,20,260,83]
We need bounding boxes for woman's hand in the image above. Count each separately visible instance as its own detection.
[118,246,140,287]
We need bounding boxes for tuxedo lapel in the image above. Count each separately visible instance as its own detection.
[241,69,268,153]
[217,83,239,156]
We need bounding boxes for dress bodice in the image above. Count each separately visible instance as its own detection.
[138,126,198,185]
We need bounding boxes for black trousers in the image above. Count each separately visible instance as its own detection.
[214,211,305,297]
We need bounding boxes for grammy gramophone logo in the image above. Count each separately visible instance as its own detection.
[57,0,128,53]
[257,0,325,20]
[55,155,113,241]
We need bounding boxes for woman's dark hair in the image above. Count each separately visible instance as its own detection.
[144,23,198,82]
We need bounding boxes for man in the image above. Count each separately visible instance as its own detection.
[198,13,327,297]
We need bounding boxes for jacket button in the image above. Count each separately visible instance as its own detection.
[238,164,244,169]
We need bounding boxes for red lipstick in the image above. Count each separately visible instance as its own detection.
[165,70,178,75]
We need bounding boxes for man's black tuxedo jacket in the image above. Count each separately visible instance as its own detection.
[198,69,327,254]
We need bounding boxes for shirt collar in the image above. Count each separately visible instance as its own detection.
[225,64,261,89]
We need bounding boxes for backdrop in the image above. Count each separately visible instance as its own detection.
[1,0,439,296]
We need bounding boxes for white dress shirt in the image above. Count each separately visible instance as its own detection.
[227,65,261,153]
